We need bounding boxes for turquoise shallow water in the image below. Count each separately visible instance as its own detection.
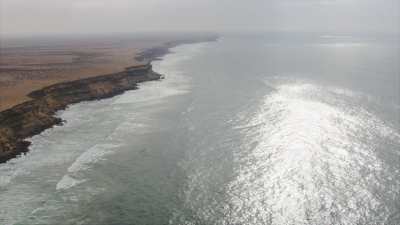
[0,33,399,225]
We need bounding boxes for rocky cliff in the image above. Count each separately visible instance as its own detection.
[0,67,161,163]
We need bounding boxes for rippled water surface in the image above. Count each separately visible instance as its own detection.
[1,34,399,224]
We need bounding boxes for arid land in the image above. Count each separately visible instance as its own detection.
[0,33,216,163]
[0,34,209,111]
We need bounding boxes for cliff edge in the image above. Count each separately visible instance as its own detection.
[0,65,161,163]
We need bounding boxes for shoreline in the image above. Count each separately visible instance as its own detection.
[0,37,217,163]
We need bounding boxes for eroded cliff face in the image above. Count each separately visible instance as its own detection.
[0,68,161,163]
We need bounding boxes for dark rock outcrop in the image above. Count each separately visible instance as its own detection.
[0,35,218,163]
[0,66,161,163]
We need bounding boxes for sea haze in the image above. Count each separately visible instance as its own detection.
[0,32,399,225]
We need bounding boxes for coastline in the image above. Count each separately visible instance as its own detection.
[0,37,217,163]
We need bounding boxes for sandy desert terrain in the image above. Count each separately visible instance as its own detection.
[0,35,175,111]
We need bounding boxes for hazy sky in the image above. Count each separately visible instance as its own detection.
[1,0,399,35]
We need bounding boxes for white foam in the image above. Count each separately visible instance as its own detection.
[56,175,86,190]
[0,41,210,224]
[54,143,120,190]
[54,43,210,191]
[113,43,208,106]
[67,143,120,173]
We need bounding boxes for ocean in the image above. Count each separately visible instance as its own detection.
[1,33,399,225]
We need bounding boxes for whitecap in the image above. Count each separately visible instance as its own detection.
[56,174,86,190]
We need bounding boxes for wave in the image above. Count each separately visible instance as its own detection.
[56,143,121,190]
[0,41,209,224]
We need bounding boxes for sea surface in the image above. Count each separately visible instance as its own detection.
[1,33,399,225]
